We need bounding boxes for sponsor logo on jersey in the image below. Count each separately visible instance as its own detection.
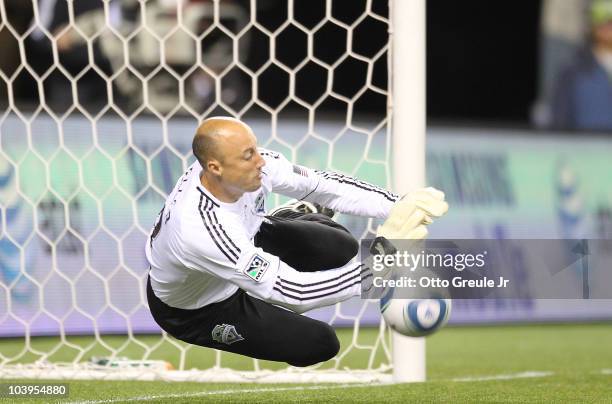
[211,324,244,345]
[244,254,269,282]
[254,191,265,213]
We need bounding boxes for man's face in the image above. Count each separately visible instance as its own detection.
[594,20,612,47]
[215,127,266,194]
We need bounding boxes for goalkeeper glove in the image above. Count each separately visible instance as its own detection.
[376,200,429,240]
[375,187,448,240]
[367,187,448,298]
[401,187,448,224]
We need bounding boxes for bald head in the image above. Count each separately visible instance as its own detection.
[193,117,265,200]
[192,117,253,170]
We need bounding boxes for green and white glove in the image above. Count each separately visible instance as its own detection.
[400,187,448,225]
[376,187,448,240]
[368,187,449,295]
[376,201,429,241]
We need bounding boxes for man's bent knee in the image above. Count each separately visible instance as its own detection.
[288,323,340,367]
[334,232,359,265]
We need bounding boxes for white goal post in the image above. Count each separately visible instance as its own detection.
[390,0,427,383]
[0,0,426,383]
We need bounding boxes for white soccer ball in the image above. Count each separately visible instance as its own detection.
[380,298,451,337]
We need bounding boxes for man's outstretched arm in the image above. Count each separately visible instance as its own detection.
[261,149,447,221]
[180,214,366,314]
[261,149,398,218]
[180,194,440,314]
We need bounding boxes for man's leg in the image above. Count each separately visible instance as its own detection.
[255,213,359,272]
[147,276,339,367]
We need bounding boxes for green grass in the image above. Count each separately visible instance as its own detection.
[0,328,388,371]
[2,323,612,403]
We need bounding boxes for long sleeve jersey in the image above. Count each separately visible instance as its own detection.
[146,148,398,313]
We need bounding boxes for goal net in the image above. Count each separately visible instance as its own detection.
[0,0,420,383]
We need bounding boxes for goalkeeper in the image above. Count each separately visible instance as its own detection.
[145,117,448,367]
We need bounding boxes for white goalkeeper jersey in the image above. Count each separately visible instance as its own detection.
[146,148,398,312]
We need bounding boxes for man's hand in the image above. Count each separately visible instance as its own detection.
[401,187,448,224]
[376,201,429,240]
[367,187,448,299]
[376,187,448,240]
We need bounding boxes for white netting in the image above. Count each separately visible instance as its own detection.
[0,0,395,382]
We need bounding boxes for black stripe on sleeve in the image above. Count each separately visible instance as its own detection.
[321,171,398,201]
[277,264,363,288]
[274,264,367,301]
[314,170,398,202]
[273,279,361,302]
[275,271,361,295]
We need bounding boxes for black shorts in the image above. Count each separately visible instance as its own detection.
[147,213,359,367]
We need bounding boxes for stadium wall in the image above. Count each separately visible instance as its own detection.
[1,116,612,336]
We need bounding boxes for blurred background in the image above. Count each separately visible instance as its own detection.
[2,0,611,128]
[0,0,611,339]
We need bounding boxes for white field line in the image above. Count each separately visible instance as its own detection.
[64,371,556,404]
[63,383,377,404]
[601,369,612,375]
[452,371,554,382]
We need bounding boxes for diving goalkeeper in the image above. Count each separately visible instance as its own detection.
[145,117,448,367]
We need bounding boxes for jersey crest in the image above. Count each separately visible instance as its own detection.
[244,254,269,282]
[212,324,244,345]
[254,191,266,213]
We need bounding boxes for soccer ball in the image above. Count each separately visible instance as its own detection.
[380,298,451,337]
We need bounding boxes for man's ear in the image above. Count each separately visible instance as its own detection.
[207,159,222,176]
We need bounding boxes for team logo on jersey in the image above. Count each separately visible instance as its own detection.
[244,254,269,282]
[211,324,244,345]
[254,192,265,213]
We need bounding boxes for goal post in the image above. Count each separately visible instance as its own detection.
[0,0,427,384]
[390,0,427,383]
